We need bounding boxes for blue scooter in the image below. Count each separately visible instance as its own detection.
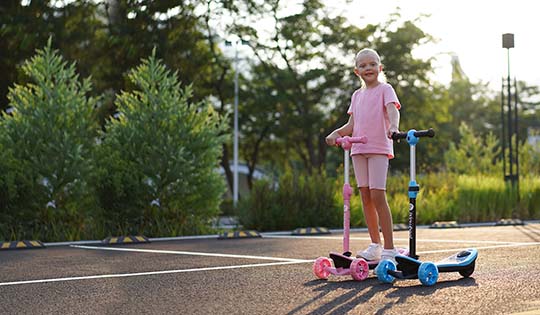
[376,129,478,286]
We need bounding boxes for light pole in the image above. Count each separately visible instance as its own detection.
[225,39,249,207]
[502,33,519,202]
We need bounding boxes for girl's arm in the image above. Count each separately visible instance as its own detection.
[326,114,354,146]
[386,102,400,138]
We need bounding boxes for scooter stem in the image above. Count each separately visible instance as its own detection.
[343,149,352,253]
[392,129,434,259]
[336,136,367,255]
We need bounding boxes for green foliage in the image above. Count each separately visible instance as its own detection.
[0,40,98,241]
[387,173,540,225]
[96,51,228,237]
[519,140,540,175]
[444,122,501,174]
[239,168,540,231]
[237,167,340,231]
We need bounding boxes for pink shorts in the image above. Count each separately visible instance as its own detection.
[351,154,389,190]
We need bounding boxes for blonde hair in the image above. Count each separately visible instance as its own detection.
[354,48,387,87]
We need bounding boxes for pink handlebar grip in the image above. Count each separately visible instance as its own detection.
[336,136,368,150]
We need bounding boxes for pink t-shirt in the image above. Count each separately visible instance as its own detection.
[347,83,401,159]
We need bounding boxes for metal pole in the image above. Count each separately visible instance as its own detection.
[233,42,239,207]
[501,79,506,178]
[514,77,520,202]
[507,48,513,181]
[409,145,417,259]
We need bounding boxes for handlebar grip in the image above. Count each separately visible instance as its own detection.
[335,136,368,150]
[414,128,435,138]
[391,132,408,140]
[336,136,368,144]
[391,128,435,140]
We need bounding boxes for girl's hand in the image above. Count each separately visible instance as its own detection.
[325,132,339,146]
[388,126,399,139]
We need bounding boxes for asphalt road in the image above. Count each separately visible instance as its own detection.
[1,223,540,315]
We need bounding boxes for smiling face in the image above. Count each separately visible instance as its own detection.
[354,50,383,88]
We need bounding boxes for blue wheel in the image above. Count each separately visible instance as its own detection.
[418,262,439,286]
[376,259,396,284]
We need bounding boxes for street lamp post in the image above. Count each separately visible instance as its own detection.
[502,33,519,202]
[225,39,249,208]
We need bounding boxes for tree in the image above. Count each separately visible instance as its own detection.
[0,1,102,111]
[96,51,228,236]
[230,1,441,175]
[0,39,98,241]
[444,122,501,174]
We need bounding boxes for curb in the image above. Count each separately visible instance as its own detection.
[218,230,261,239]
[430,221,461,229]
[102,235,150,245]
[292,227,331,235]
[0,240,45,250]
[495,218,525,226]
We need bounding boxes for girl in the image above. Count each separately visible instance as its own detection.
[326,48,401,262]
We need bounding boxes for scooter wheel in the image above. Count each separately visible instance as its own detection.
[376,259,396,284]
[313,257,332,279]
[459,264,475,278]
[350,258,369,281]
[418,261,439,286]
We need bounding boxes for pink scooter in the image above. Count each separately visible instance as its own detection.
[313,135,407,281]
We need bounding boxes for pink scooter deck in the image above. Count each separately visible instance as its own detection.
[313,248,409,281]
[329,247,409,270]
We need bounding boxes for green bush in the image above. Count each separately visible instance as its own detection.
[444,122,501,175]
[239,170,540,231]
[387,173,458,225]
[238,167,340,231]
[0,40,98,241]
[96,51,228,237]
[388,173,540,224]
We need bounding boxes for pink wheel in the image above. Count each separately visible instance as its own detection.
[313,257,332,279]
[350,258,370,281]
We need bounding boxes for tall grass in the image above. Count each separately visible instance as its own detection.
[386,173,540,225]
[239,170,540,231]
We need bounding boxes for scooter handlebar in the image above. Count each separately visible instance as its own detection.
[336,136,368,150]
[391,128,435,141]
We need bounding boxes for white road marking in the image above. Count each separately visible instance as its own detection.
[3,230,538,288]
[262,234,524,245]
[419,241,540,255]
[0,261,308,287]
[71,245,309,262]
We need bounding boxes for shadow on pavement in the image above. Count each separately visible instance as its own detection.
[515,225,540,242]
[288,276,477,315]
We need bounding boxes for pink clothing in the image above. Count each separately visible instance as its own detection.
[347,83,401,159]
[352,154,389,190]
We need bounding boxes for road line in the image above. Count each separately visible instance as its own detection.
[0,261,309,287]
[71,245,310,263]
[418,241,540,255]
[262,234,523,245]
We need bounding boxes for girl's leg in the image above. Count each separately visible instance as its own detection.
[359,187,381,244]
[370,189,394,249]
[352,154,381,245]
[367,154,394,250]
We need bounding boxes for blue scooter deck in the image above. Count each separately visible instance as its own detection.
[389,248,478,279]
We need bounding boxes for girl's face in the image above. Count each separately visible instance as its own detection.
[354,53,382,87]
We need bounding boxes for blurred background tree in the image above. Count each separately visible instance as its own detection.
[1,0,539,198]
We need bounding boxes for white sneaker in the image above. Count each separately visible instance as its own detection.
[381,248,399,263]
[356,243,382,260]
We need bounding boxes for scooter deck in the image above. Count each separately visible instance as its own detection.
[330,247,410,270]
[329,252,353,268]
[390,248,478,279]
[329,252,380,270]
[436,248,478,271]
